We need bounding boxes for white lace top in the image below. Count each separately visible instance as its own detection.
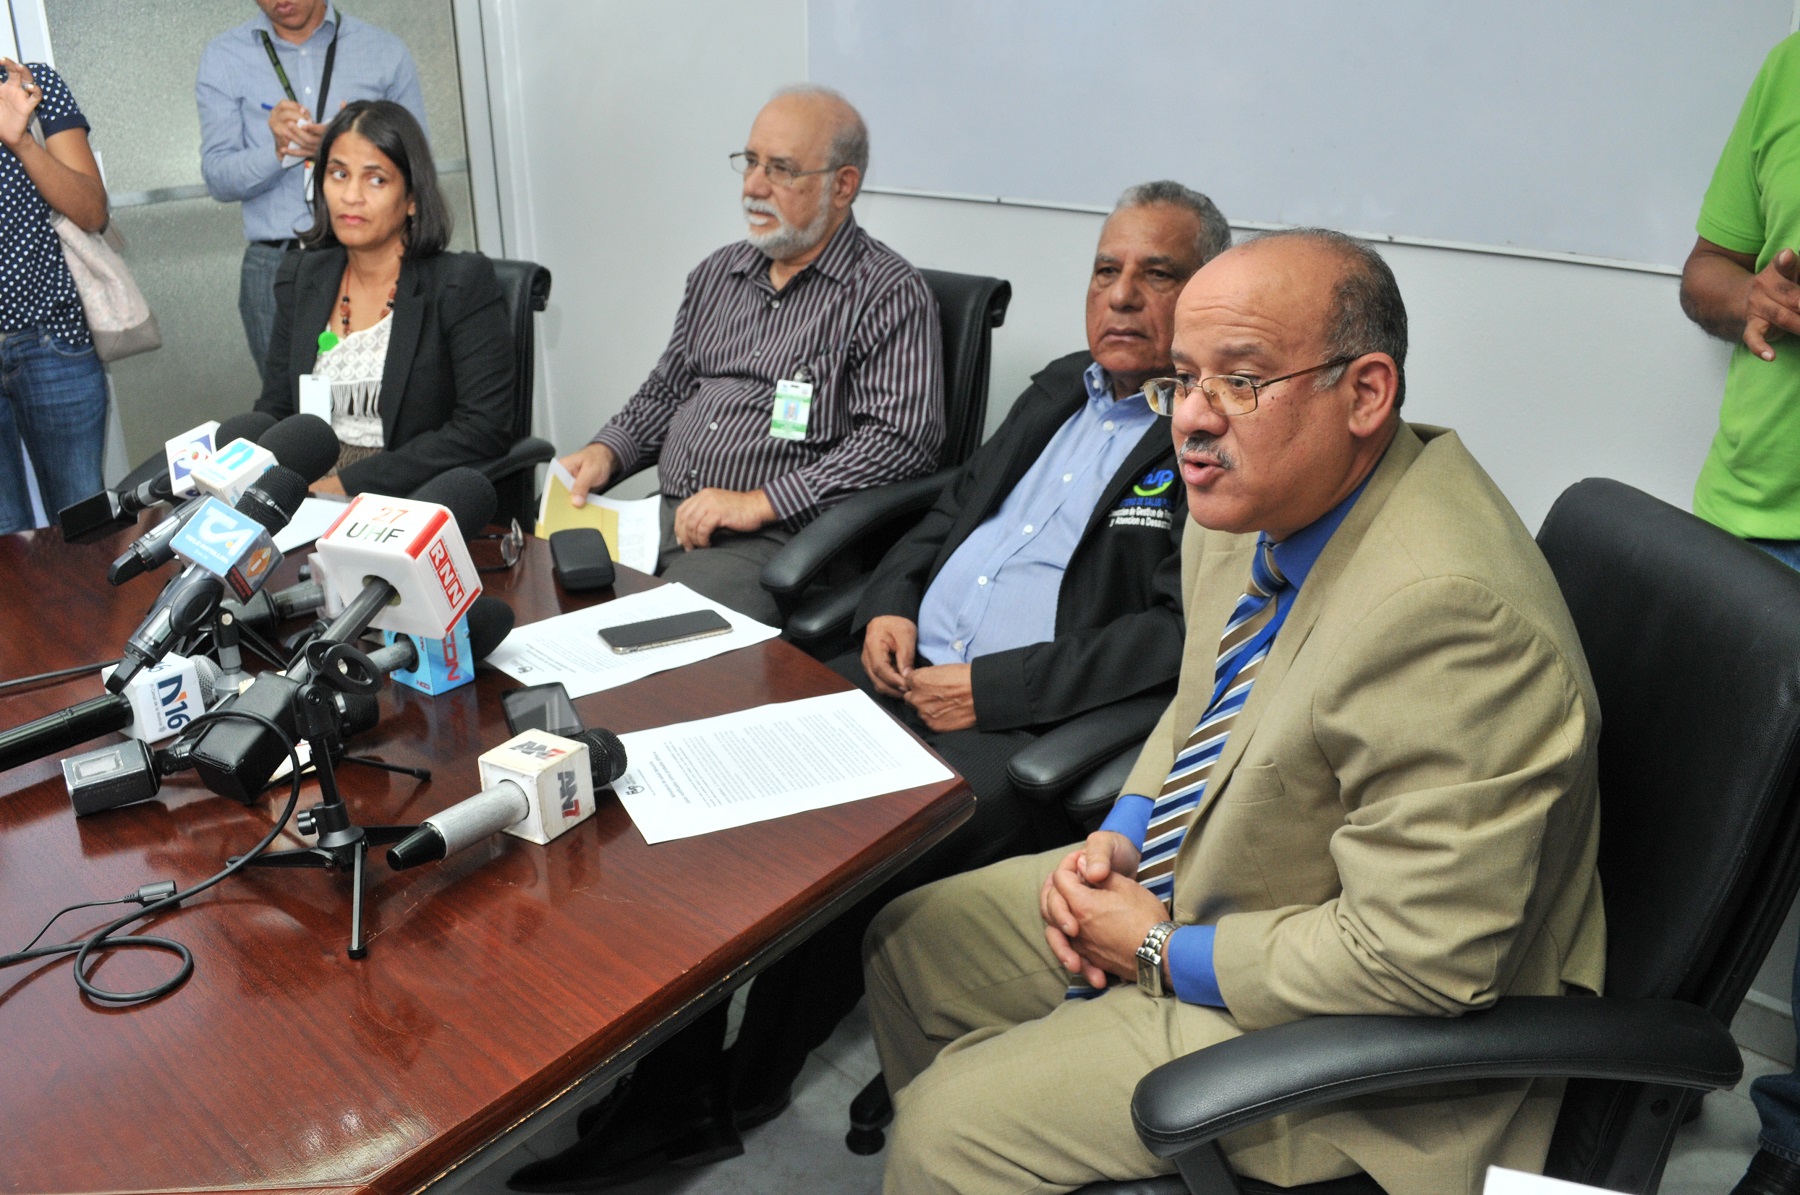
[313,313,392,450]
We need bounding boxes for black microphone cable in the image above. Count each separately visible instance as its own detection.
[0,706,304,1007]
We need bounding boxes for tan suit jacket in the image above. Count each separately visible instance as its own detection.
[1121,422,1607,1191]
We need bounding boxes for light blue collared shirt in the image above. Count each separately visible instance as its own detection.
[1100,466,1376,1006]
[196,5,427,242]
[917,362,1160,666]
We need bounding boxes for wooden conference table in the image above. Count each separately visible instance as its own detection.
[0,523,972,1195]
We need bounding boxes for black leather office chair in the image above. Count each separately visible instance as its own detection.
[469,257,556,525]
[1060,477,1800,1194]
[759,269,1011,651]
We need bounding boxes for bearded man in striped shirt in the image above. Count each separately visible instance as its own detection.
[558,85,944,625]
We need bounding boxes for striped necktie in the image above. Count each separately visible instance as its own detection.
[1135,538,1289,906]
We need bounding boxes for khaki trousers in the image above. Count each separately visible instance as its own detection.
[864,849,1554,1195]
[863,848,1225,1195]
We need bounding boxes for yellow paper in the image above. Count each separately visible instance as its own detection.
[536,464,621,560]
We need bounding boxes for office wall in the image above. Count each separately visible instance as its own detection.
[480,0,1785,1054]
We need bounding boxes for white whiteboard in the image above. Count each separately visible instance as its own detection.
[809,0,1791,267]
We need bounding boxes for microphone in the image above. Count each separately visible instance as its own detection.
[189,412,338,507]
[0,653,223,775]
[223,577,327,639]
[107,414,338,585]
[187,474,499,806]
[376,595,515,695]
[59,680,377,816]
[60,412,277,544]
[105,469,309,694]
[306,467,495,649]
[387,728,627,870]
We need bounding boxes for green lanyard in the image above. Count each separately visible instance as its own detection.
[259,9,342,118]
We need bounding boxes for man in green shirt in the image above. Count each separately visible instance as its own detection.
[1681,31,1800,1195]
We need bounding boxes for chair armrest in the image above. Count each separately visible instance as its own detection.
[475,437,556,484]
[761,470,956,601]
[786,577,874,647]
[1006,696,1168,805]
[1131,996,1741,1159]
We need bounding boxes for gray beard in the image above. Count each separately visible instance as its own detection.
[745,199,833,260]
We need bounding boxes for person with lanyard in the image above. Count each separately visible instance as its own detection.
[197,0,425,381]
[0,57,110,536]
[251,100,512,498]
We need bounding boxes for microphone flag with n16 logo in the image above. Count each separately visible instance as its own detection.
[163,420,220,498]
[170,497,283,600]
[315,493,481,639]
[479,730,597,844]
[189,437,277,506]
[98,654,202,743]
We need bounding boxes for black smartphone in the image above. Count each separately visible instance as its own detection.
[597,609,732,654]
[501,682,583,737]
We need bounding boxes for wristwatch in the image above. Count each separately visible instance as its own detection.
[1136,920,1180,997]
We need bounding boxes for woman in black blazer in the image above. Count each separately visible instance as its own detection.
[254,99,513,498]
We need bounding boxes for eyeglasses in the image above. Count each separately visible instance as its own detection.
[1143,356,1356,417]
[471,518,524,573]
[729,151,838,188]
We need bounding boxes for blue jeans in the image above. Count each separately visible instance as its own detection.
[238,242,289,382]
[1749,537,1800,1160]
[0,328,108,536]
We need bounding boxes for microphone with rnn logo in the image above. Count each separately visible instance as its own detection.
[307,468,494,648]
[387,728,628,870]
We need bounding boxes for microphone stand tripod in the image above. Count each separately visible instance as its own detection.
[231,642,418,959]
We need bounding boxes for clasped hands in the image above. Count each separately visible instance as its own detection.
[861,615,977,732]
[1039,829,1172,991]
[559,442,775,549]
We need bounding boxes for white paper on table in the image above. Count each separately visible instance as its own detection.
[534,459,661,575]
[272,496,348,552]
[611,689,955,843]
[1483,1166,1613,1194]
[484,582,780,698]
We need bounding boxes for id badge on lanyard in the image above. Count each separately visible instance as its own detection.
[770,365,815,441]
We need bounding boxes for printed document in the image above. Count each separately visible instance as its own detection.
[534,460,661,574]
[486,582,779,697]
[611,690,955,843]
[272,496,348,552]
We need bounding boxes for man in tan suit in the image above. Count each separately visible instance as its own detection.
[862,229,1606,1195]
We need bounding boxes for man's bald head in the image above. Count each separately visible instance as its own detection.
[1241,229,1409,408]
[1168,231,1405,539]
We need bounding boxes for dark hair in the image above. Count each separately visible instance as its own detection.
[299,100,450,257]
[1249,227,1409,409]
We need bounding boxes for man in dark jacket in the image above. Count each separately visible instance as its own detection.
[511,179,1231,1194]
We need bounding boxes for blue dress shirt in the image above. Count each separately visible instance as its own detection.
[196,5,427,242]
[918,362,1159,664]
[1099,466,1376,1005]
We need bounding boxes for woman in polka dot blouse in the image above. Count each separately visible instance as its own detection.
[0,57,110,536]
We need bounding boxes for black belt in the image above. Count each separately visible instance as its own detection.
[253,238,301,250]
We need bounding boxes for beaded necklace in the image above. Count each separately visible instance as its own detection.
[317,263,398,354]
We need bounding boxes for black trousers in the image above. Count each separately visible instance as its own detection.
[625,651,1074,1111]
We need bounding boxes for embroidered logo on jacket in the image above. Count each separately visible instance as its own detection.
[1108,467,1176,530]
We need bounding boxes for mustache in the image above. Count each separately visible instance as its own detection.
[742,197,781,219]
[1180,433,1234,471]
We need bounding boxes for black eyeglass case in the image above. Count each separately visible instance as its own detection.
[549,528,616,592]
